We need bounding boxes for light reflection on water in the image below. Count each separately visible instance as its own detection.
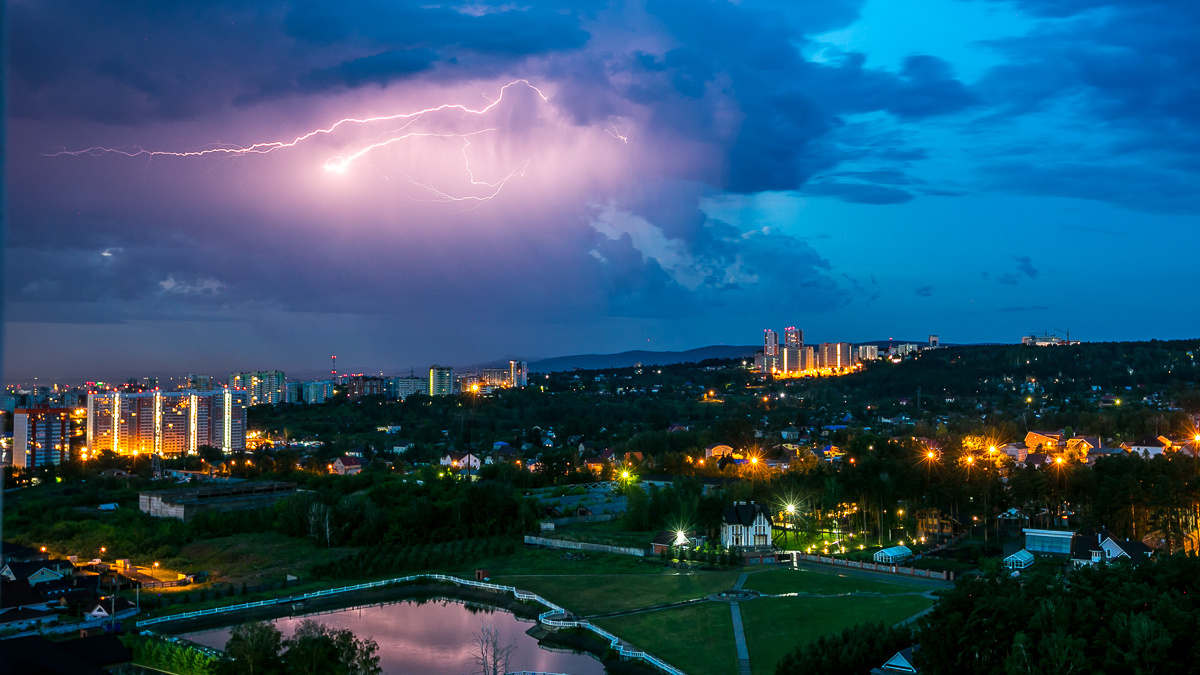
[186,597,606,675]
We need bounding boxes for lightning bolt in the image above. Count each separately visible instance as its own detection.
[49,80,567,202]
[606,123,631,144]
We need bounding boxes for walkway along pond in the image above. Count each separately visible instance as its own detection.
[139,573,686,675]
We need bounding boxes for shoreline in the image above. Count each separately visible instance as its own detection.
[152,581,540,635]
[150,583,658,674]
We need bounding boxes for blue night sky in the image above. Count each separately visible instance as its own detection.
[4,0,1199,380]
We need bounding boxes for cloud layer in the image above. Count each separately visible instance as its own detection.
[6,0,1199,378]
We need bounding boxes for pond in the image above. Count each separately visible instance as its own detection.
[186,596,607,675]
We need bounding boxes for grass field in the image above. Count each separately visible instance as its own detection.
[597,602,739,675]
[740,594,935,675]
[495,570,741,615]
[465,546,660,577]
[171,532,350,586]
[741,567,930,596]
[539,520,656,549]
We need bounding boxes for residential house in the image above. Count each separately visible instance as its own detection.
[583,458,607,476]
[83,596,136,620]
[1025,430,1064,452]
[1124,436,1172,457]
[1023,528,1074,555]
[705,444,734,459]
[0,560,71,586]
[1085,448,1125,466]
[780,427,800,441]
[1070,527,1154,567]
[332,457,363,476]
[721,502,772,549]
[999,443,1029,463]
[1066,436,1102,455]
[1,542,41,564]
[871,646,920,674]
[488,447,520,466]
[0,579,48,611]
[440,452,481,470]
[1022,453,1051,469]
[0,606,58,631]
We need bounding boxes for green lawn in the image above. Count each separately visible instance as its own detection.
[742,567,929,596]
[597,602,738,675]
[468,546,659,577]
[494,570,741,615]
[541,520,657,549]
[741,595,934,675]
[173,532,350,586]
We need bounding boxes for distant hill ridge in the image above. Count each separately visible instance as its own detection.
[526,345,759,373]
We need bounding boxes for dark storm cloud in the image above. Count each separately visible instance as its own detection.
[602,0,979,196]
[9,1,591,123]
[970,0,1200,212]
[295,50,441,93]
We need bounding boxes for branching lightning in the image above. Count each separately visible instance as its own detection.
[48,80,569,202]
[606,123,631,144]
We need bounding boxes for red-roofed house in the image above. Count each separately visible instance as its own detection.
[332,457,363,476]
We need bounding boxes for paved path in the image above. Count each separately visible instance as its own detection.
[583,596,710,619]
[787,560,954,590]
[729,601,751,675]
[733,572,749,590]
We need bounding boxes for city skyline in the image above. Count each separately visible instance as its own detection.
[7,0,1199,381]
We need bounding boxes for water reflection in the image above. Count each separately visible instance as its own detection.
[186,597,606,675]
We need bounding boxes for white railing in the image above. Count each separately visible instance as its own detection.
[136,573,684,675]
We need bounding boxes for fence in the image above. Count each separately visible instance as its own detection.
[795,554,954,581]
[136,573,685,675]
[523,535,645,558]
[4,607,139,639]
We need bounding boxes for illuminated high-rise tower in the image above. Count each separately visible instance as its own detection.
[429,365,453,396]
[509,360,529,388]
[13,407,71,469]
[763,329,779,356]
[782,327,804,373]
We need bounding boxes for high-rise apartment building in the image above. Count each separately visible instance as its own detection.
[12,408,71,469]
[509,360,529,388]
[346,376,385,400]
[186,374,214,391]
[481,368,510,387]
[856,345,879,361]
[429,366,453,397]
[87,389,246,456]
[229,371,285,406]
[761,330,781,374]
[784,327,803,347]
[818,342,853,370]
[386,376,427,400]
[764,330,779,356]
[302,380,336,405]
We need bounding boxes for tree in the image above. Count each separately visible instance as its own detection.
[218,621,284,675]
[471,622,515,675]
[283,619,381,675]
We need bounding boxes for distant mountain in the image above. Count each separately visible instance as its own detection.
[528,345,759,373]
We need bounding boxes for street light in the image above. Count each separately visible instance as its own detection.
[152,561,159,582]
